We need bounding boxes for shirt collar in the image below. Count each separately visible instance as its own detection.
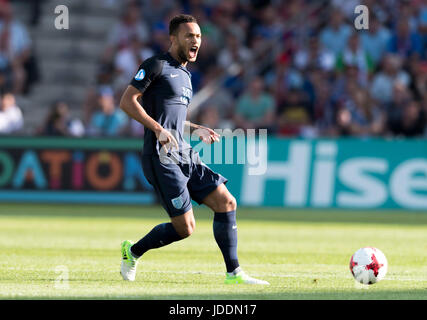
[166,52,191,76]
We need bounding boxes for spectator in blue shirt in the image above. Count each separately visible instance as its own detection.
[387,19,424,58]
[360,15,392,68]
[88,89,128,136]
[319,8,352,56]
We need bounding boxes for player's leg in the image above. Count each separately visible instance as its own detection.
[120,156,193,281]
[187,150,269,285]
[121,208,193,282]
[129,208,194,258]
[201,183,239,272]
[202,183,269,285]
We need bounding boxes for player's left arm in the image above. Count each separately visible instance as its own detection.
[185,121,220,144]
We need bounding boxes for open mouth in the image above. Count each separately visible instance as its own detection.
[189,46,198,58]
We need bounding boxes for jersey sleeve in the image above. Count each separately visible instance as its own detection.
[130,56,163,93]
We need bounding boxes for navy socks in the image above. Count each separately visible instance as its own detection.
[130,222,182,258]
[213,211,240,273]
[130,211,241,274]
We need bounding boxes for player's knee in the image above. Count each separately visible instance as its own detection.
[217,194,237,212]
[176,221,195,238]
[227,195,237,211]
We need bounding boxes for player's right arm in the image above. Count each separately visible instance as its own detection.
[120,86,178,151]
[119,57,178,151]
[120,57,178,150]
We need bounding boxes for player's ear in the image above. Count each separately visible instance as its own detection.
[169,34,175,45]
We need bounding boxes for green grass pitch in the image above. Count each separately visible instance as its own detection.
[0,203,426,300]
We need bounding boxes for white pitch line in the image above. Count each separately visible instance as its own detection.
[2,268,425,282]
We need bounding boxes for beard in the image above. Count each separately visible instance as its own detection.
[176,43,189,63]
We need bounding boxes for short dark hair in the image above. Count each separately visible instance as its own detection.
[169,14,198,35]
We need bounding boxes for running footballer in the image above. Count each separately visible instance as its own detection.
[118,14,268,285]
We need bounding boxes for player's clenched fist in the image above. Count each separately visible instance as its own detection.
[155,127,179,153]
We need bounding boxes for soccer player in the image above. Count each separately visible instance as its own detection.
[118,14,269,285]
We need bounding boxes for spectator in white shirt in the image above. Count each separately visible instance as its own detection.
[0,91,23,134]
[114,36,154,90]
[103,3,149,62]
[370,54,410,105]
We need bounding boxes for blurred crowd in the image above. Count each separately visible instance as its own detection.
[1,0,427,138]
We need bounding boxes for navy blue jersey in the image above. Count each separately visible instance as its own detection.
[129,52,228,216]
[130,52,193,157]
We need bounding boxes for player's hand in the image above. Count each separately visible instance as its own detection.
[194,126,220,144]
[155,127,179,153]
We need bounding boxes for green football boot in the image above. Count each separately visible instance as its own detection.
[224,268,270,285]
[120,240,138,281]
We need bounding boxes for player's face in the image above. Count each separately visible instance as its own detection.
[175,22,201,63]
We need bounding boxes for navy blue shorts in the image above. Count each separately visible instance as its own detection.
[142,150,228,217]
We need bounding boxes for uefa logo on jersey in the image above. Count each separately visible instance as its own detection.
[134,69,145,81]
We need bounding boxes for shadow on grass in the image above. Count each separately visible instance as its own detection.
[2,289,427,300]
[0,203,426,226]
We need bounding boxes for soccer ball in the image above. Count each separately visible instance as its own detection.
[350,247,388,285]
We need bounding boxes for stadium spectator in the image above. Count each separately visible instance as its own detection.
[252,4,284,42]
[338,88,385,137]
[360,14,392,68]
[387,99,427,137]
[104,2,149,62]
[37,101,84,137]
[0,1,32,94]
[387,18,424,59]
[331,0,361,20]
[331,64,362,108]
[113,36,154,90]
[276,88,313,137]
[395,0,420,33]
[191,5,223,55]
[319,8,352,56]
[311,76,336,136]
[408,60,427,102]
[150,6,183,54]
[0,91,23,134]
[139,0,176,31]
[21,0,426,139]
[233,76,275,132]
[337,33,373,84]
[209,1,238,48]
[87,89,128,137]
[370,54,410,105]
[418,0,427,41]
[217,33,253,74]
[82,62,115,126]
[383,82,427,137]
[293,34,336,72]
[271,52,303,99]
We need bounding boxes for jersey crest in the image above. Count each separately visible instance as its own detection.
[171,195,184,209]
[134,69,146,81]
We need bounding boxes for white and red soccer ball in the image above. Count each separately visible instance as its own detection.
[350,247,388,285]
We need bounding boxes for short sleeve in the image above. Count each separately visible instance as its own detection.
[130,56,163,93]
